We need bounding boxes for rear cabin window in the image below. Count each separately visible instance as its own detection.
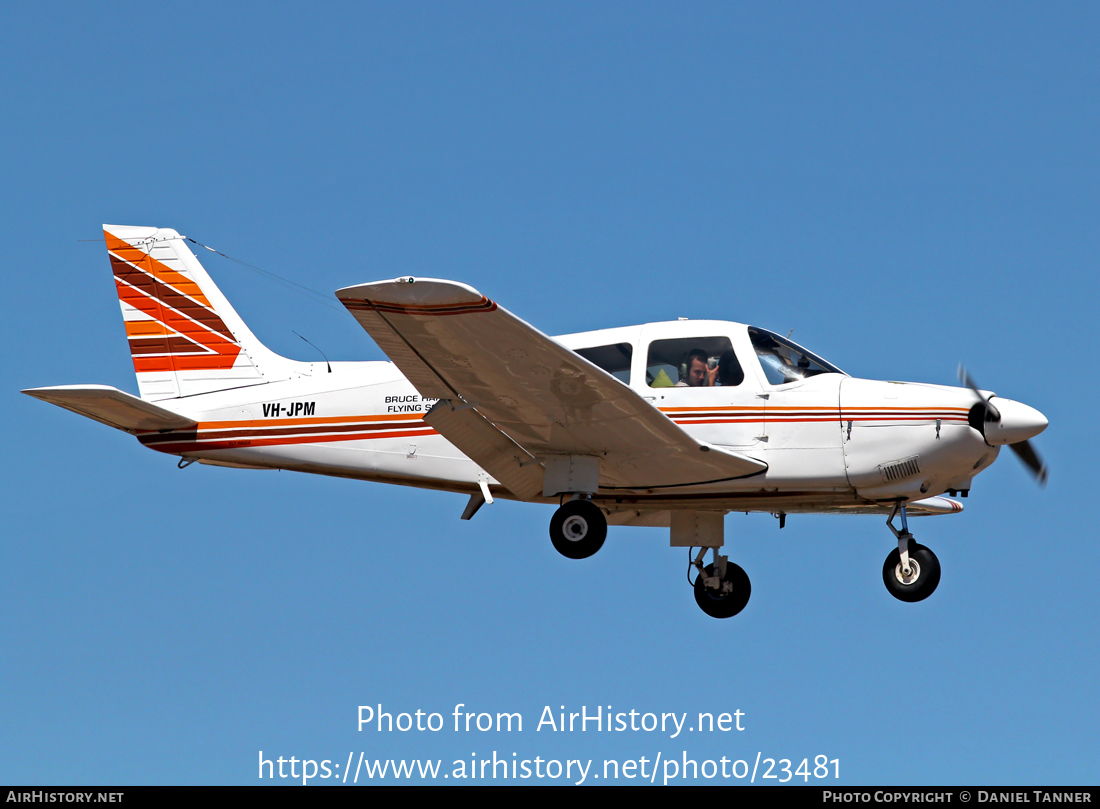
[574,343,633,384]
[646,337,743,388]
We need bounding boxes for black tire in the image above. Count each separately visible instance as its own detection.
[693,562,751,619]
[882,543,941,603]
[549,500,607,559]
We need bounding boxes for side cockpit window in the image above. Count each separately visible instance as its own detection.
[646,337,742,388]
[574,343,633,384]
[748,327,843,385]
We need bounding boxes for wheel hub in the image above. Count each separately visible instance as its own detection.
[562,515,589,541]
[894,558,921,586]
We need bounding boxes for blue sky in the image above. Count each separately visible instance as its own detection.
[2,2,1097,785]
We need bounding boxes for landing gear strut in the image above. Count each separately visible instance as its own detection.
[882,502,941,602]
[549,499,607,559]
[691,547,751,619]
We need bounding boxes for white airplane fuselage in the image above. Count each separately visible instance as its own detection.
[133,319,1004,515]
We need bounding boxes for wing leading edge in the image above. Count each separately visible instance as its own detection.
[336,278,766,494]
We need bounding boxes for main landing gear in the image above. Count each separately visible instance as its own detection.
[547,501,751,618]
[883,502,941,602]
[549,498,607,559]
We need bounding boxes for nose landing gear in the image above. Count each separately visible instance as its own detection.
[883,502,941,602]
[691,547,751,619]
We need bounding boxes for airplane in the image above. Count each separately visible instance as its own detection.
[23,225,1050,618]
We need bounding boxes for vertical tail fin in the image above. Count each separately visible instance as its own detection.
[105,224,300,401]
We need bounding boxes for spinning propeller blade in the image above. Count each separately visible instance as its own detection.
[1009,440,1049,486]
[957,364,1000,422]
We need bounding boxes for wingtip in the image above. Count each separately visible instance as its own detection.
[336,277,484,303]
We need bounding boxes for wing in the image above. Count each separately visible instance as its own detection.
[337,278,766,492]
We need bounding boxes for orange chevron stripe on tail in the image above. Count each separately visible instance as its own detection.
[105,229,243,374]
[104,224,306,402]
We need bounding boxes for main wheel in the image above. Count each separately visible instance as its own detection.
[693,562,751,619]
[549,500,607,559]
[882,543,941,602]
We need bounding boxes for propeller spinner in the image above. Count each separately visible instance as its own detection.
[958,364,1049,485]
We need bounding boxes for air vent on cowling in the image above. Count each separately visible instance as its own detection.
[878,456,921,483]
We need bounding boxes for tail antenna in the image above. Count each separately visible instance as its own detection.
[293,331,332,373]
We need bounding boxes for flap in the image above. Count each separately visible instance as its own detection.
[337,278,766,490]
[424,400,544,500]
[22,385,197,433]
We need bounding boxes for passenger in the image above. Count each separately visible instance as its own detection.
[676,349,712,387]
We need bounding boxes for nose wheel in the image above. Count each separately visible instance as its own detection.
[691,548,751,619]
[882,543,940,602]
[549,499,607,559]
[882,502,941,602]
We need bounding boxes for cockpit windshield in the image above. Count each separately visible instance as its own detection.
[748,327,845,385]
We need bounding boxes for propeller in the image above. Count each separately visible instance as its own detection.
[958,364,1048,485]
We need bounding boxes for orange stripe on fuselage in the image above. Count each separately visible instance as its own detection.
[663,407,766,413]
[141,426,438,454]
[671,416,968,424]
[661,405,969,413]
[190,413,430,431]
[840,407,969,413]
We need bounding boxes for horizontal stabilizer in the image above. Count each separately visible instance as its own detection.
[22,385,196,433]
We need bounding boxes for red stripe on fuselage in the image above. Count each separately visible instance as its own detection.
[141,426,438,454]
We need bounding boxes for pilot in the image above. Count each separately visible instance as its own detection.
[676,349,713,387]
